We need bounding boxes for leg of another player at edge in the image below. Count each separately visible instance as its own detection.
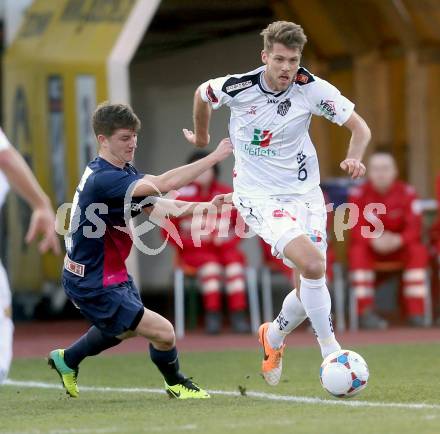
[269,235,340,359]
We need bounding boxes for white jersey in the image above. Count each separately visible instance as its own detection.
[0,129,11,206]
[200,66,354,198]
[0,129,11,153]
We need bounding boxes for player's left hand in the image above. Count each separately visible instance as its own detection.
[340,159,366,179]
[210,193,233,209]
[26,206,61,255]
[182,128,210,148]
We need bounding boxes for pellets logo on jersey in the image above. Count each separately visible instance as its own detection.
[251,128,272,147]
[317,99,336,120]
[277,98,291,116]
[206,84,218,103]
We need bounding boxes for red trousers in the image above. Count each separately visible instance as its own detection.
[180,248,247,313]
[349,242,428,317]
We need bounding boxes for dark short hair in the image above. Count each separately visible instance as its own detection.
[187,150,219,178]
[92,101,141,137]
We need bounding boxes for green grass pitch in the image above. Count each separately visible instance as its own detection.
[1,343,439,434]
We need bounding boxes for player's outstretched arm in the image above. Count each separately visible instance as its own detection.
[183,86,212,148]
[133,138,233,197]
[0,147,60,254]
[145,193,230,219]
[340,111,371,179]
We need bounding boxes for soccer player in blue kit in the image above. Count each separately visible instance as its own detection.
[48,102,233,399]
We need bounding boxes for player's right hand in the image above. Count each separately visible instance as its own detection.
[182,128,210,148]
[26,206,61,255]
[213,138,233,161]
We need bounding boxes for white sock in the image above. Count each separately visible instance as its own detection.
[267,289,307,349]
[299,275,341,358]
[0,310,13,383]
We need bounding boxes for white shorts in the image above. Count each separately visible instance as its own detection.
[234,186,327,268]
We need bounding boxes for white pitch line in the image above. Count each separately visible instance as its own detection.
[0,427,185,434]
[3,379,440,411]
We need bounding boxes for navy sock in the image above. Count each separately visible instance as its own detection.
[149,344,185,386]
[64,326,121,369]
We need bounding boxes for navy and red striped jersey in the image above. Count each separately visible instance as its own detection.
[63,157,144,292]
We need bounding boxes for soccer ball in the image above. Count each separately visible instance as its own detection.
[320,350,369,398]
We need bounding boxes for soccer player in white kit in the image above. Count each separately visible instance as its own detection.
[184,21,371,385]
[0,128,60,384]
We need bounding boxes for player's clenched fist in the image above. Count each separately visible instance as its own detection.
[182,128,210,148]
[340,158,366,179]
[210,192,234,210]
[213,138,234,161]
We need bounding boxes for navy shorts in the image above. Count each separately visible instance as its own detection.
[63,277,145,337]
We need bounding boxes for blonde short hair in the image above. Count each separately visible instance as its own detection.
[260,21,307,52]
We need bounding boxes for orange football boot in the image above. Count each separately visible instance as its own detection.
[258,322,285,386]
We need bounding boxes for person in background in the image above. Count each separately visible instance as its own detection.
[429,174,440,325]
[164,150,250,334]
[348,150,428,328]
[0,128,60,384]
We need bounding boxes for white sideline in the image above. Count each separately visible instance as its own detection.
[3,379,440,411]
